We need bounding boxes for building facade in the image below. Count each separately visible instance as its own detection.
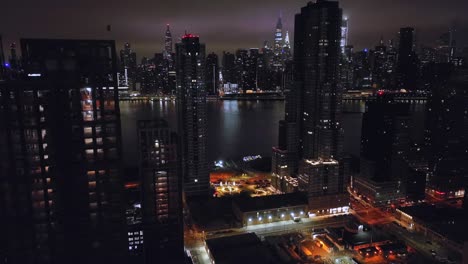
[137,119,183,263]
[293,0,349,212]
[175,34,210,197]
[0,39,127,263]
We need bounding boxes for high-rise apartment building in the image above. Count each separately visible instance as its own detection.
[175,34,209,197]
[137,119,183,263]
[352,98,411,206]
[293,0,349,213]
[0,39,127,263]
[426,69,468,199]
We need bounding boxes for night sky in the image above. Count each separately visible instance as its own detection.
[2,0,468,59]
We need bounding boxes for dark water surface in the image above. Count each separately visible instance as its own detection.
[120,100,426,167]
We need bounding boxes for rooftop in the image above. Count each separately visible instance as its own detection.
[233,193,307,213]
[205,233,274,264]
[329,227,391,247]
[304,158,339,166]
[182,33,199,39]
[397,204,468,244]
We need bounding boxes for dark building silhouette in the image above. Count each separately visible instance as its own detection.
[137,120,183,263]
[235,48,249,91]
[372,38,388,89]
[120,42,137,90]
[9,42,19,71]
[258,45,275,91]
[426,69,468,199]
[406,168,427,202]
[360,99,410,182]
[221,52,236,85]
[247,48,259,91]
[353,49,372,89]
[353,97,412,205]
[340,45,354,90]
[205,52,219,95]
[0,39,127,263]
[138,59,158,95]
[288,0,349,213]
[175,34,209,197]
[163,25,176,95]
[164,24,173,61]
[272,61,299,192]
[397,27,419,90]
[0,35,5,80]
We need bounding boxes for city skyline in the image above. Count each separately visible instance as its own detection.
[2,0,468,263]
[2,0,468,58]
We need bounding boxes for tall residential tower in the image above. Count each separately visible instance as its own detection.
[294,0,349,214]
[0,39,127,263]
[175,34,209,197]
[137,119,183,263]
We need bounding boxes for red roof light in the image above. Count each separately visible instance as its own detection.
[182,33,199,39]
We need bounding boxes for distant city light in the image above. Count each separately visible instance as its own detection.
[243,155,262,162]
[214,160,224,168]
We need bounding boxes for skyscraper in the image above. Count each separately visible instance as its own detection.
[339,45,354,90]
[235,48,249,90]
[205,52,220,95]
[273,13,283,57]
[341,18,348,54]
[120,42,138,90]
[164,24,173,61]
[175,34,209,197]
[272,61,299,192]
[353,49,372,89]
[372,38,388,89]
[0,39,127,263]
[293,0,349,213]
[222,51,236,84]
[247,48,260,91]
[397,27,419,90]
[9,42,19,71]
[426,69,468,199]
[221,52,239,93]
[352,98,411,206]
[360,99,411,182]
[137,119,183,263]
[282,31,292,62]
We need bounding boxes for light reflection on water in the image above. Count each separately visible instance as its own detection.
[119,100,425,167]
